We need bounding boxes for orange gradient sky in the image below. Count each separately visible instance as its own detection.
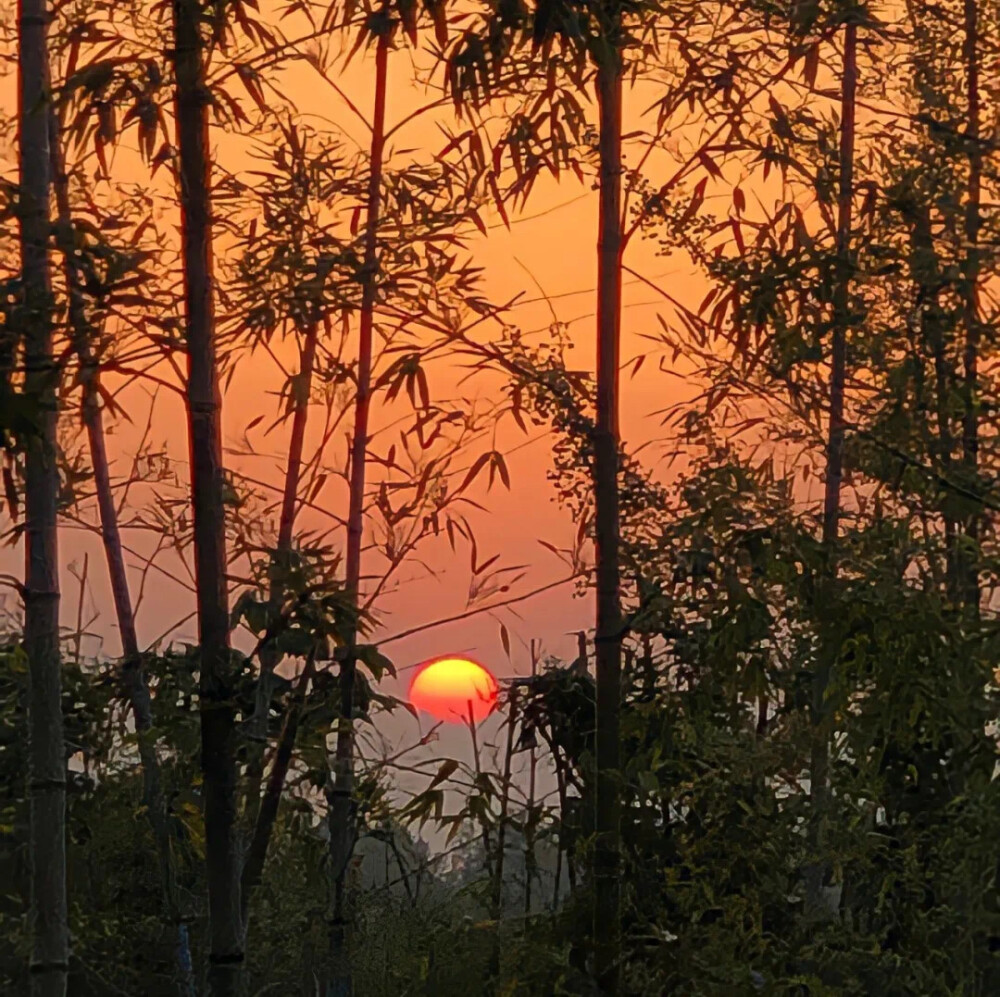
[0,2,844,805]
[0,10,713,674]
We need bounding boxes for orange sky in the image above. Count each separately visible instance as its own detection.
[2,18,710,649]
[0,2,840,812]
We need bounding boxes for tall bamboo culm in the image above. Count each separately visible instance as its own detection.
[593,30,625,997]
[170,0,244,991]
[18,0,68,993]
[805,14,857,919]
[326,24,391,997]
[48,109,196,996]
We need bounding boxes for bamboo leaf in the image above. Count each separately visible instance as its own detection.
[456,451,491,494]
[429,758,459,789]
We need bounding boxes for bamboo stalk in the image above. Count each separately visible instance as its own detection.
[959,0,982,614]
[593,41,625,996]
[18,0,68,990]
[243,321,318,842]
[326,26,391,996]
[487,684,519,987]
[49,112,196,995]
[524,641,538,918]
[552,747,568,907]
[73,553,87,665]
[806,15,857,921]
[241,652,317,921]
[466,696,493,881]
[170,0,243,989]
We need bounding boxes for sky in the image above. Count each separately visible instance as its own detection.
[0,2,744,828]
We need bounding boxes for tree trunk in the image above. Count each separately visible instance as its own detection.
[326,27,389,997]
[18,1,68,992]
[491,687,517,915]
[552,747,567,905]
[593,46,624,997]
[487,686,518,987]
[170,0,243,991]
[905,204,954,593]
[806,17,857,920]
[956,1,1000,977]
[822,24,857,572]
[959,0,981,615]
[242,321,318,851]
[241,652,316,923]
[524,644,538,917]
[49,111,196,996]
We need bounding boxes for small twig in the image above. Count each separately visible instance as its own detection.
[142,611,198,654]
[383,572,584,653]
[73,553,89,664]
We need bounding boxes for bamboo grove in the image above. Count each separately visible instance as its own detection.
[2,0,1000,993]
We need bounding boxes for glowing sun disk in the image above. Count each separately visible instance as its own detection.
[408,656,498,724]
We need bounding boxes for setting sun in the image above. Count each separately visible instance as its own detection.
[408,656,499,724]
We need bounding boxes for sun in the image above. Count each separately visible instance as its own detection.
[408,655,499,724]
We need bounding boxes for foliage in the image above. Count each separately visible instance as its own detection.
[4,0,1000,993]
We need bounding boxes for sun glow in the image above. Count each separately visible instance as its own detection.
[408,656,499,724]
